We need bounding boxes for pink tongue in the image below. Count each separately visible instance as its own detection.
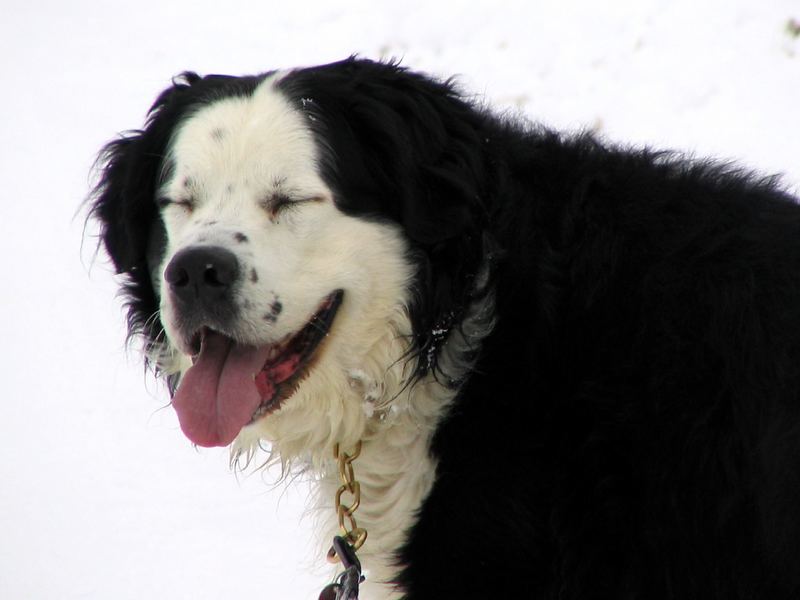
[171,332,273,447]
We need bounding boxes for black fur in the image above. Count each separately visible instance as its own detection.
[91,58,800,598]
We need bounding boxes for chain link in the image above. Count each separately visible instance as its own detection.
[327,441,368,563]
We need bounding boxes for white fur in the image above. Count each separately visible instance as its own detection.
[151,75,471,598]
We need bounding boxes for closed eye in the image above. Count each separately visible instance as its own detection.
[262,193,325,218]
[267,193,293,214]
[156,196,195,211]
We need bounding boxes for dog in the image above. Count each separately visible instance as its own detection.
[90,57,800,599]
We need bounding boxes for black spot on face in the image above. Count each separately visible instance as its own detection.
[263,312,277,323]
[250,268,258,283]
[271,300,283,316]
[235,232,249,243]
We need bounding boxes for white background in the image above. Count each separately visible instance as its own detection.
[1,1,798,598]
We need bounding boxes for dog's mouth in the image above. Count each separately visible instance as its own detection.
[171,290,344,447]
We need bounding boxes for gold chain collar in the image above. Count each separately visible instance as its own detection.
[327,441,368,563]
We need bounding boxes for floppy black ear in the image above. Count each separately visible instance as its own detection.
[92,134,161,275]
[91,72,203,275]
[279,58,490,246]
[89,73,206,353]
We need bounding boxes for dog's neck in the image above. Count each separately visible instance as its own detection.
[317,292,497,597]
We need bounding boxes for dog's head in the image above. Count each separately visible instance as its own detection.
[90,58,490,459]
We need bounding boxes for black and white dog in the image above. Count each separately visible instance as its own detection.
[91,57,800,599]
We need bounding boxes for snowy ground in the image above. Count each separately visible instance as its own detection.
[1,1,798,598]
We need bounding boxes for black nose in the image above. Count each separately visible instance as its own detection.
[164,246,240,305]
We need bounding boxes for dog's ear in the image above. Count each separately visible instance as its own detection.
[279,58,488,246]
[90,72,201,275]
[88,73,205,356]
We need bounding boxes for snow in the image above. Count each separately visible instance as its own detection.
[0,1,798,598]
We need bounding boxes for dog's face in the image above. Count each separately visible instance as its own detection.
[91,59,487,459]
[157,85,339,360]
[153,78,418,452]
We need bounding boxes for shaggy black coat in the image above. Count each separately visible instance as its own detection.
[92,58,800,599]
